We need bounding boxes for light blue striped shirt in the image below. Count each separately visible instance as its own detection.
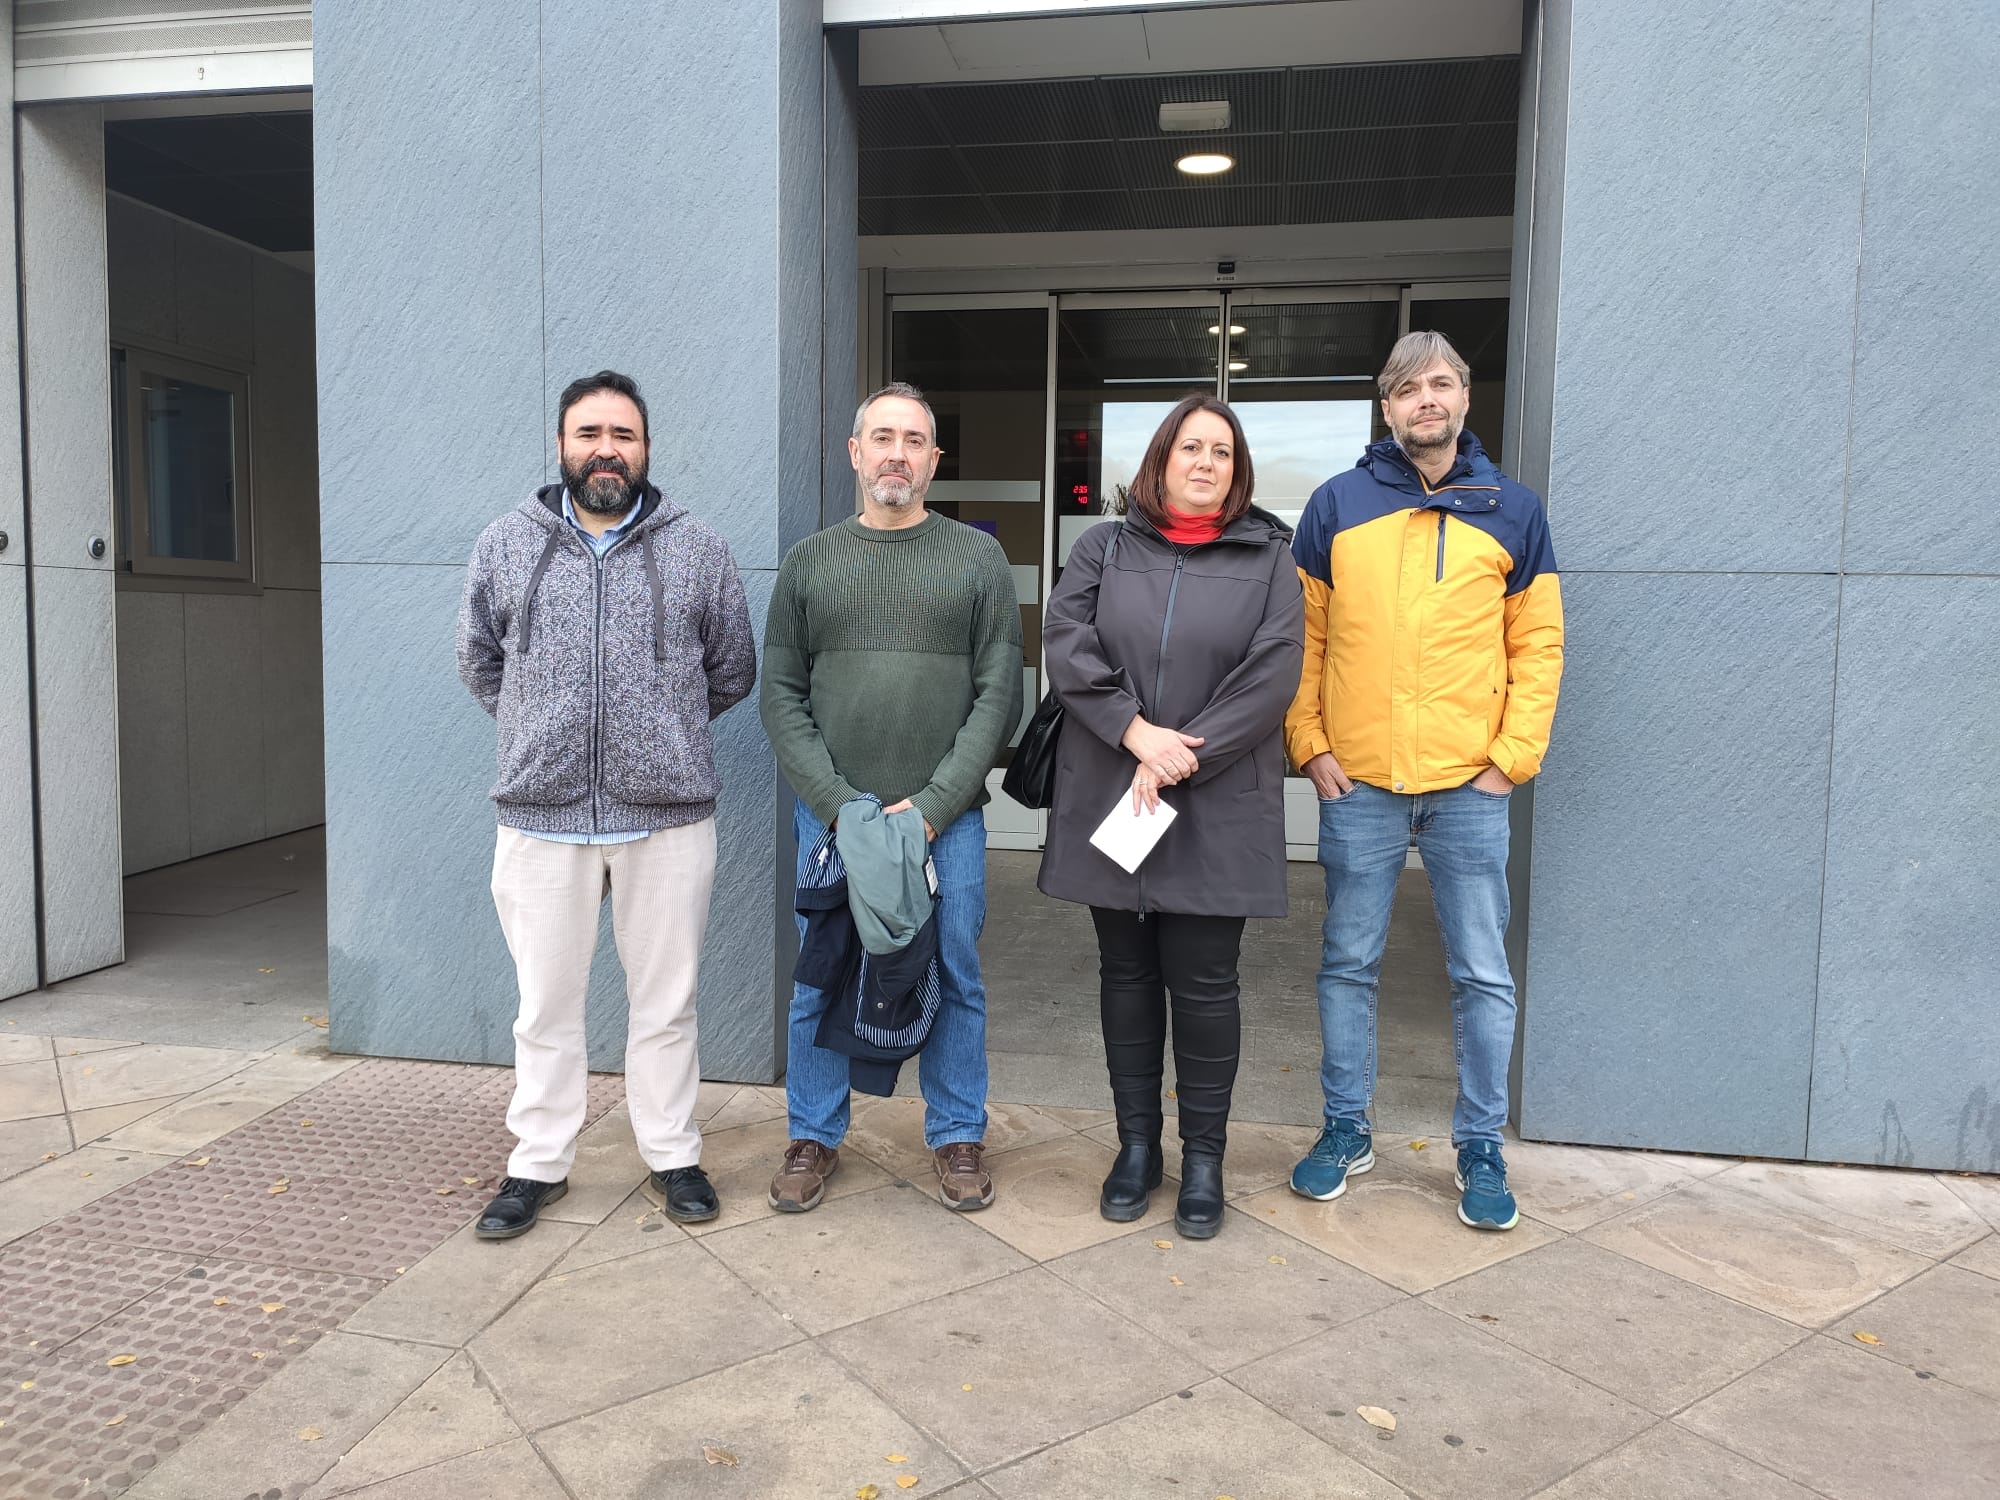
[521,490,650,846]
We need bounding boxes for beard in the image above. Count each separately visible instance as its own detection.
[1394,409,1464,458]
[562,453,646,515]
[864,468,921,510]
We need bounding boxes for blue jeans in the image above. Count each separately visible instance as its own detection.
[786,799,990,1149]
[1316,780,1516,1145]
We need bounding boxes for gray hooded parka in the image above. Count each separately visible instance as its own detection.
[1037,507,1305,919]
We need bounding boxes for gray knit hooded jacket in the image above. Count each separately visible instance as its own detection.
[457,483,757,835]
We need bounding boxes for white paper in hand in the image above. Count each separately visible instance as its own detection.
[1088,794,1178,874]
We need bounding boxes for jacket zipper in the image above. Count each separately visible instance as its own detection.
[1151,552,1186,714]
[590,551,605,836]
[1435,512,1447,582]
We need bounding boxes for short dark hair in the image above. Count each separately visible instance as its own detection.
[1126,393,1256,531]
[557,369,649,442]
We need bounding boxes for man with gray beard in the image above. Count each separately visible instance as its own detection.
[457,369,757,1239]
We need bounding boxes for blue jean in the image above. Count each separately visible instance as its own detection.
[1316,780,1516,1145]
[786,799,990,1149]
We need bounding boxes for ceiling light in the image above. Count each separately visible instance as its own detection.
[1208,324,1246,336]
[1176,153,1234,177]
[1159,100,1231,133]
[1228,360,1248,372]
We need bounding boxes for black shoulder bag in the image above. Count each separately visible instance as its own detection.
[1001,522,1122,811]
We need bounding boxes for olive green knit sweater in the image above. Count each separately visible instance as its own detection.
[760,513,1024,833]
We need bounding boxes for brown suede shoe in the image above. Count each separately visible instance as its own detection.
[933,1141,994,1212]
[768,1138,839,1213]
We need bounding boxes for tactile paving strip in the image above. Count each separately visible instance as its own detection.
[0,1239,191,1354]
[0,1363,246,1500]
[217,1175,482,1280]
[37,1160,295,1259]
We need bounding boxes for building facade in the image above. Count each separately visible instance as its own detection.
[1,0,1995,1172]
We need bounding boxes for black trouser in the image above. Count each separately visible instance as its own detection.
[1090,907,1246,1159]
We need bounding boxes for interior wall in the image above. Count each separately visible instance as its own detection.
[106,194,323,874]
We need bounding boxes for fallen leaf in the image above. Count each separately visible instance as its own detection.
[39,1152,58,1161]
[298,1120,314,1129]
[298,1427,322,1441]
[1268,1255,1288,1266]
[19,1381,33,1391]
[895,1479,919,1491]
[250,1351,267,1359]
[1165,1089,1177,1099]
[1169,1275,1185,1287]
[106,1355,138,1368]
[268,1183,289,1196]
[104,1413,127,1428]
[1279,1064,1292,1072]
[1153,1239,1173,1250]
[303,1014,329,1028]
[434,1187,455,1196]
[181,1157,210,1168]
[212,1298,231,1306]
[258,968,275,973]
[80,1067,95,1075]
[461,1177,482,1186]
[701,1446,739,1467]
[79,1171,93,1179]
[858,1487,882,1500]
[1854,1331,1882,1346]
[1408,1139,1428,1152]
[961,1384,973,1392]
[1357,1405,1397,1432]
[260,1302,285,1314]
[884,1454,908,1464]
[394,1267,406,1275]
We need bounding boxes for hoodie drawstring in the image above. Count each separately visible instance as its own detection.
[518,527,563,656]
[640,530,667,662]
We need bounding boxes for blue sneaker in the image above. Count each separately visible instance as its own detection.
[1289,1120,1374,1201]
[1455,1140,1520,1230]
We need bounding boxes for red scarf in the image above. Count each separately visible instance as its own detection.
[1157,506,1226,546]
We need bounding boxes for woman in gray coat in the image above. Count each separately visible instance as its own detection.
[1040,393,1305,1238]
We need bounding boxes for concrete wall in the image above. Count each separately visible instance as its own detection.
[108,195,323,875]
[0,21,35,999]
[1511,0,2000,1171]
[317,1,856,1080]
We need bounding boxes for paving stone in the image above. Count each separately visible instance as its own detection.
[538,1341,968,1500]
[0,1033,52,1064]
[58,1045,258,1111]
[302,1350,521,1498]
[342,1218,584,1347]
[984,1377,1404,1500]
[691,1079,739,1122]
[40,1156,292,1258]
[537,1105,648,1225]
[1082,1117,1323,1198]
[1952,1232,2000,1281]
[1379,1132,1700,1231]
[1681,1336,2000,1500]
[1937,1172,2000,1231]
[0,1059,64,1123]
[210,1174,484,1281]
[1231,1298,1652,1500]
[701,1181,1030,1334]
[702,1084,789,1133]
[1582,1181,1931,1327]
[51,1036,146,1057]
[949,1133,1175,1261]
[844,1093,1071,1181]
[0,1236,190,1352]
[1833,1263,2000,1401]
[121,1330,447,1500]
[1535,1422,1822,1500]
[1235,1173,1558,1294]
[1712,1159,1990,1258]
[0,1147,165,1247]
[547,1187,691,1276]
[323,1437,571,1499]
[1035,1105,1114,1130]
[0,1356,248,1500]
[69,1098,179,1146]
[103,1053,353,1157]
[1047,1210,1402,1372]
[1424,1238,1806,1414]
[0,1114,71,1179]
[469,1238,800,1430]
[672,1115,895,1237]
[821,1267,1206,1471]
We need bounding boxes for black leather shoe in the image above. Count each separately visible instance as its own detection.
[475,1176,568,1240]
[1100,1140,1164,1222]
[645,1165,720,1223]
[1175,1153,1225,1239]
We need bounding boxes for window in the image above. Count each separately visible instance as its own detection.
[114,346,253,580]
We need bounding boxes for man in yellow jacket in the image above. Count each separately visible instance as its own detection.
[1284,330,1564,1232]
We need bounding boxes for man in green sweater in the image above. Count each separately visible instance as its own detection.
[761,383,1024,1213]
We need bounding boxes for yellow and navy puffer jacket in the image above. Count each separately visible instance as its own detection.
[1284,432,1563,794]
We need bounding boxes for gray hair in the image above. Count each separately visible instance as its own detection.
[1377,331,1471,398]
[852,381,937,443]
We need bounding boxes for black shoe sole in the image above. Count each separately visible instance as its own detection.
[474,1180,568,1240]
[642,1176,720,1223]
[1174,1211,1222,1240]
[1100,1193,1152,1222]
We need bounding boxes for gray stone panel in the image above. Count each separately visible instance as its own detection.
[822,32,862,536]
[1807,576,2000,1171]
[0,567,36,999]
[106,192,176,345]
[260,587,325,837]
[1502,0,1567,498]
[1841,4,2000,576]
[114,589,191,874]
[32,564,123,981]
[1521,572,1838,1158]
[251,254,321,592]
[172,219,254,365]
[185,592,267,856]
[314,0,544,566]
[1549,0,1870,573]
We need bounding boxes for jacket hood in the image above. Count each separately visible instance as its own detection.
[1357,430,1501,495]
[519,481,687,534]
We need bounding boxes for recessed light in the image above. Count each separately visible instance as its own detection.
[1208,324,1246,336]
[1176,153,1234,176]
[1228,360,1248,372]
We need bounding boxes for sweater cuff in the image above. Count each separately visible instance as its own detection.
[907,787,958,838]
[806,776,865,830]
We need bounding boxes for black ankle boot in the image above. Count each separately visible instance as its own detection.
[1100,1139,1164,1222]
[1175,1152,1225,1238]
